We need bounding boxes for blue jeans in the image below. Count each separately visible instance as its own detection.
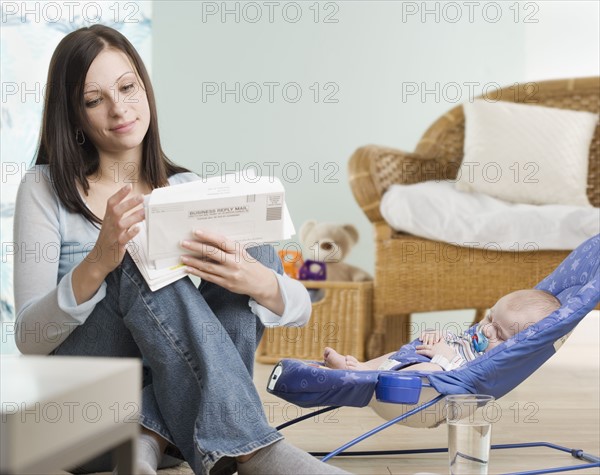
[53,245,284,475]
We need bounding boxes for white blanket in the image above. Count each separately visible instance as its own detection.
[380,181,600,250]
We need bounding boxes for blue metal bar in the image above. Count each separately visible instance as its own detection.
[492,442,572,454]
[313,443,581,458]
[276,406,340,431]
[274,399,599,474]
[312,441,599,474]
[494,442,600,475]
[577,452,600,464]
[310,448,448,457]
[505,462,600,475]
[321,395,445,462]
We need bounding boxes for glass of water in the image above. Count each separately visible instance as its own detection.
[446,394,495,475]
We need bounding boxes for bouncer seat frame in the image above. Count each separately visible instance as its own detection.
[267,235,600,474]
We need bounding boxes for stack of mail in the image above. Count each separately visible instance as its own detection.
[126,219,188,291]
[126,173,295,291]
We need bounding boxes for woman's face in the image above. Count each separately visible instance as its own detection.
[82,48,150,157]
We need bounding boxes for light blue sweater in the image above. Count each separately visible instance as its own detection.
[13,165,310,355]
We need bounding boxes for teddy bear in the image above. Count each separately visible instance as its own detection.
[298,220,373,282]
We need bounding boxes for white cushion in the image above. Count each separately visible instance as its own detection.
[380,181,600,250]
[455,99,598,207]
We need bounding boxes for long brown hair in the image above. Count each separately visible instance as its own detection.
[35,25,191,228]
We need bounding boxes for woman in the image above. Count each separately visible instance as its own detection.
[13,25,349,475]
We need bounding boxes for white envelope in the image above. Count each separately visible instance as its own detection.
[146,173,295,270]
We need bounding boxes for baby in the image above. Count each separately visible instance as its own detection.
[324,289,561,372]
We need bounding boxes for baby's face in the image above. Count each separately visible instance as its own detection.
[478,293,538,351]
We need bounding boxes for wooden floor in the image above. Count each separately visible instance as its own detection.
[78,311,599,475]
[253,311,600,475]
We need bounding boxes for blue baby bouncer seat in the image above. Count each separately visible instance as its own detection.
[267,234,600,474]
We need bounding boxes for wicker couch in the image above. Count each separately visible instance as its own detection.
[349,77,600,359]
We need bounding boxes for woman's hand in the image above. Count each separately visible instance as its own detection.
[89,184,146,276]
[180,230,284,315]
[72,184,144,305]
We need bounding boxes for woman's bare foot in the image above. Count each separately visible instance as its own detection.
[323,347,360,369]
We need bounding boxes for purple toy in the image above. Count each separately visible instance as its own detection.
[298,260,327,280]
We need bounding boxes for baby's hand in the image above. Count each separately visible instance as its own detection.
[416,340,457,361]
[420,329,443,345]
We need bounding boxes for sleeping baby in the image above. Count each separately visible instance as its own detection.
[324,289,561,372]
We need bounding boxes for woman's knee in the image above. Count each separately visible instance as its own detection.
[246,244,282,274]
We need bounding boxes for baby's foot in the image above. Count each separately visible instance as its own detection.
[324,347,360,370]
[324,347,346,368]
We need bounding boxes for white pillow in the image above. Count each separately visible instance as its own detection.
[455,99,598,207]
[380,181,600,251]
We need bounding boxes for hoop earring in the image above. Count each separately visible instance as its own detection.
[75,129,86,145]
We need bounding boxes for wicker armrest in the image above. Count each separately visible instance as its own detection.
[348,144,452,223]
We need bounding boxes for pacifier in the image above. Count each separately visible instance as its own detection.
[472,326,489,352]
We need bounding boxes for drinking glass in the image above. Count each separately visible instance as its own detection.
[446,394,495,475]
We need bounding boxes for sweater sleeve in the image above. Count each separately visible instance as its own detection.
[248,270,312,328]
[13,168,106,355]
